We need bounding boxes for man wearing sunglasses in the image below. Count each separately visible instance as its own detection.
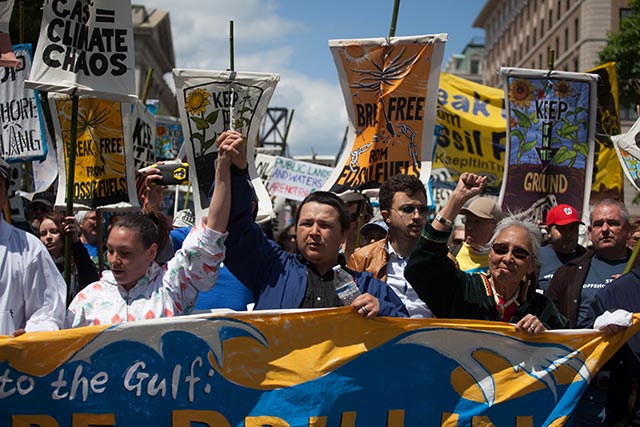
[455,197,503,274]
[348,174,433,318]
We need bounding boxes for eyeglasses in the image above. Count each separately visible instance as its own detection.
[394,204,429,216]
[491,243,531,260]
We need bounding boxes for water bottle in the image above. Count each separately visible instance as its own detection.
[332,265,361,306]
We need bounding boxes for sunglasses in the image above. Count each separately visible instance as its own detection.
[491,243,531,260]
[396,204,429,216]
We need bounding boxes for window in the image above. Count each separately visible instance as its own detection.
[541,19,545,37]
[549,10,553,28]
[526,35,530,51]
[574,18,579,42]
[555,37,560,56]
[519,42,523,61]
[533,27,537,44]
[620,8,633,21]
[566,0,570,11]
[470,59,480,75]
[564,28,569,51]
[573,56,579,71]
[539,53,543,68]
[557,0,561,20]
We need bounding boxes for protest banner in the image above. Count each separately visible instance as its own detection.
[156,115,184,160]
[129,101,156,170]
[267,156,333,202]
[587,62,624,202]
[173,70,279,222]
[0,0,13,33]
[323,34,446,194]
[613,117,640,191]
[254,152,275,185]
[499,68,598,225]
[25,0,136,102]
[0,309,638,426]
[0,44,48,162]
[49,95,138,210]
[432,72,506,210]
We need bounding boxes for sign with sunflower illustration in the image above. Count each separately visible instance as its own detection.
[49,95,139,210]
[499,68,598,224]
[323,34,447,194]
[173,70,279,222]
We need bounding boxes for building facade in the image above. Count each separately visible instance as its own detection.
[444,38,486,84]
[132,5,178,116]
[474,0,630,88]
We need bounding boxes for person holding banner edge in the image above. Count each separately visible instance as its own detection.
[405,172,568,332]
[64,146,234,328]
[214,130,408,317]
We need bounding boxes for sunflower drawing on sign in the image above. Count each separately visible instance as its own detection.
[508,77,589,168]
[183,85,257,156]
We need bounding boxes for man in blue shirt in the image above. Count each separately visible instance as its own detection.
[213,130,407,318]
[537,203,586,293]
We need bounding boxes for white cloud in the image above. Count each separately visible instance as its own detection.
[139,0,346,157]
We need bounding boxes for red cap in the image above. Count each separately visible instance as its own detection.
[546,204,583,226]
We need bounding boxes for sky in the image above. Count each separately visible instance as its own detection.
[137,0,486,157]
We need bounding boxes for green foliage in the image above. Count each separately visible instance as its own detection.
[599,0,640,106]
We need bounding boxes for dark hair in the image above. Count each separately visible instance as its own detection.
[295,191,350,232]
[378,174,427,211]
[108,210,171,258]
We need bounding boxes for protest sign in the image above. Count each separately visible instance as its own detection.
[156,115,184,160]
[587,62,624,202]
[324,34,446,194]
[129,101,156,170]
[49,95,139,210]
[0,44,48,162]
[613,117,640,191]
[0,309,638,426]
[254,152,275,185]
[173,69,279,222]
[0,0,13,33]
[25,0,136,102]
[267,156,333,202]
[499,68,597,225]
[432,72,506,210]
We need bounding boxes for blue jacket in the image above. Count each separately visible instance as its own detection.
[222,167,408,317]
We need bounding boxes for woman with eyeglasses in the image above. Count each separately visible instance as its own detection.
[405,172,569,333]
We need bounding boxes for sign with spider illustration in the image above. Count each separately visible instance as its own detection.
[324,34,447,194]
[499,68,597,225]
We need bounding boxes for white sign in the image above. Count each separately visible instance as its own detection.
[0,44,48,162]
[25,0,136,102]
[268,156,333,202]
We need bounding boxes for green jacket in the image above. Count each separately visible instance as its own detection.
[405,224,569,329]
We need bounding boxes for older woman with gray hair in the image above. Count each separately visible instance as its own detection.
[405,172,569,332]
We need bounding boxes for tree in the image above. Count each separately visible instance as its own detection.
[599,0,640,108]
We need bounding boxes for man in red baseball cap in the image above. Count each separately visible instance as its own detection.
[537,203,586,293]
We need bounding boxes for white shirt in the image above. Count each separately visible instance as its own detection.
[66,220,227,328]
[386,241,433,318]
[0,218,66,334]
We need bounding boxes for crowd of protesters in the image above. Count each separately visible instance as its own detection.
[2,127,640,423]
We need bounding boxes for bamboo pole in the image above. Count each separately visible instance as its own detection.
[388,0,401,38]
[63,94,79,303]
[229,21,235,71]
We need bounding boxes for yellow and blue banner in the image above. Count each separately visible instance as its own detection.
[432,73,506,209]
[1,309,638,426]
